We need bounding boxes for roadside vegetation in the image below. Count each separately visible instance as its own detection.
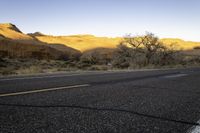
[1,32,200,76]
[112,33,181,68]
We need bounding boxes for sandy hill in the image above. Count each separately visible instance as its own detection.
[34,34,122,52]
[1,23,200,53]
[34,34,200,52]
[161,38,200,50]
[0,23,81,60]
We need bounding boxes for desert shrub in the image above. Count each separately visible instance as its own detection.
[0,58,6,67]
[193,46,200,50]
[112,44,133,68]
[86,65,109,71]
[112,33,181,68]
[0,58,81,76]
[184,56,200,65]
[80,52,99,65]
[77,61,92,69]
[16,66,43,75]
[80,48,114,65]
[0,69,17,75]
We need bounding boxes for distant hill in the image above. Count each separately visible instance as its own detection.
[161,38,200,50]
[34,34,122,52]
[28,32,45,37]
[34,34,200,52]
[0,23,81,60]
[1,23,200,54]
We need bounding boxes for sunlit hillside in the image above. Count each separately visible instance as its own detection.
[1,23,200,75]
[35,34,122,52]
[161,38,200,50]
[1,23,200,52]
[0,23,81,60]
[0,23,37,44]
[35,34,200,52]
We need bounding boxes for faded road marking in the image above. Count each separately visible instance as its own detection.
[0,73,86,81]
[0,84,90,97]
[0,71,121,81]
[163,73,188,78]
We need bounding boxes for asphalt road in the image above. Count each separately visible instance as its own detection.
[0,68,200,133]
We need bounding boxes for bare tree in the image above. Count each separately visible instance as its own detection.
[123,32,166,64]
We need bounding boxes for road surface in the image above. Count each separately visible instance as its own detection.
[0,68,200,133]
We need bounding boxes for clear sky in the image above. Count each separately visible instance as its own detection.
[1,0,200,41]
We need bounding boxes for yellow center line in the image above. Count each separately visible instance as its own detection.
[0,84,90,97]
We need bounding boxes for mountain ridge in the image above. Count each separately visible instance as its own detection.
[1,23,200,52]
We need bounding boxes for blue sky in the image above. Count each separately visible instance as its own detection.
[1,0,200,41]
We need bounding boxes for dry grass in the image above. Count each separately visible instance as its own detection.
[36,35,200,52]
[0,59,79,76]
[161,38,200,50]
[36,35,122,52]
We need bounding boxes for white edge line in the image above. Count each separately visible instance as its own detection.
[0,71,119,81]
[0,84,90,97]
[0,73,85,81]
[0,69,170,81]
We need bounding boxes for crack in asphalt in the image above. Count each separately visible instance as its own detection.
[0,103,199,127]
[0,71,198,130]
